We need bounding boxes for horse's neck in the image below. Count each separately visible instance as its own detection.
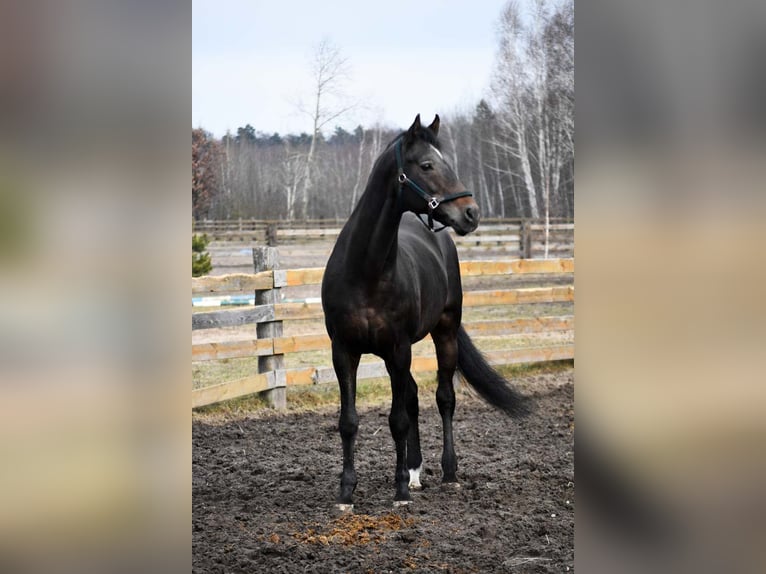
[343,154,402,280]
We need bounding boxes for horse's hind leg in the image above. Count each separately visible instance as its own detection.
[385,344,414,505]
[432,326,459,485]
[405,374,424,490]
[332,341,360,510]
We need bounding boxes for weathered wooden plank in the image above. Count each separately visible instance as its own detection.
[192,271,273,294]
[463,286,574,307]
[280,257,575,287]
[529,239,573,246]
[529,223,575,231]
[458,246,522,254]
[273,333,331,354]
[274,301,325,320]
[527,285,574,303]
[193,219,572,236]
[488,345,574,364]
[455,235,521,244]
[194,315,573,362]
[286,368,316,386]
[279,228,342,237]
[529,230,573,238]
[302,344,574,386]
[206,231,265,242]
[193,314,574,363]
[459,258,573,276]
[192,305,275,330]
[471,224,521,232]
[192,372,277,408]
[411,356,439,372]
[464,315,574,335]
[192,338,274,361]
[285,268,325,286]
[291,366,325,386]
[530,242,574,250]
[198,257,575,291]
[312,362,388,385]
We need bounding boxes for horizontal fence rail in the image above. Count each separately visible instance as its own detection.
[192,258,574,294]
[193,218,574,259]
[191,286,573,330]
[193,217,573,233]
[192,316,575,362]
[192,253,574,409]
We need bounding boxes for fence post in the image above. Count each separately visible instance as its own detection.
[253,246,286,409]
[266,223,277,246]
[521,220,532,259]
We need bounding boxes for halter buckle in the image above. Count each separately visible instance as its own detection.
[397,173,407,184]
[428,197,440,210]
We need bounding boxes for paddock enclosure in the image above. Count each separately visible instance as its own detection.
[192,220,574,571]
[192,219,573,409]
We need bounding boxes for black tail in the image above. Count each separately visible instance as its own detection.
[457,326,531,417]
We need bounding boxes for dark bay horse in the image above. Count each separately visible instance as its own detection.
[321,114,529,510]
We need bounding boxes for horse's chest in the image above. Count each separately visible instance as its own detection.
[336,296,407,351]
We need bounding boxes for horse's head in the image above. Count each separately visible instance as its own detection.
[397,114,480,235]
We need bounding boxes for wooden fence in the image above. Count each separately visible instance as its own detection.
[192,250,574,409]
[193,218,574,259]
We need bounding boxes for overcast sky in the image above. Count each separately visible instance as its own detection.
[193,0,510,137]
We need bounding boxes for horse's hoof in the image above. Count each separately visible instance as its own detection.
[393,499,412,507]
[334,503,354,513]
[441,481,462,490]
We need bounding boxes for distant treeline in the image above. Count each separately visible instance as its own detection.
[193,0,573,222]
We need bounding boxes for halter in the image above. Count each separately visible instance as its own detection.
[395,138,473,232]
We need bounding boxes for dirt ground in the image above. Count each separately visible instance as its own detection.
[193,370,574,573]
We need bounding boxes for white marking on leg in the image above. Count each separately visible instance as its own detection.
[408,464,423,489]
[393,499,412,507]
[334,503,354,513]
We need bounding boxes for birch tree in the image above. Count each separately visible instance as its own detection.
[295,38,355,219]
[492,1,540,219]
[490,0,574,250]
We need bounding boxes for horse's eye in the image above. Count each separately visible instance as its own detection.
[420,162,434,171]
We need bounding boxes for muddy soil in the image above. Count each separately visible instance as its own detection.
[193,371,574,573]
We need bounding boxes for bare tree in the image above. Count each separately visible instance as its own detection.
[490,0,574,251]
[295,38,356,219]
[192,128,223,220]
[282,146,306,221]
[493,2,540,219]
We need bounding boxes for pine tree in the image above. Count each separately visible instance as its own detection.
[192,233,212,277]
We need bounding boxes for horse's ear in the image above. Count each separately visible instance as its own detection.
[406,114,422,139]
[428,114,440,136]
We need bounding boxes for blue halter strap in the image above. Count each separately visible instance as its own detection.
[394,138,473,232]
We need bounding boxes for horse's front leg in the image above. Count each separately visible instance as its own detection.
[405,373,424,491]
[332,341,361,511]
[385,344,413,505]
[432,327,459,485]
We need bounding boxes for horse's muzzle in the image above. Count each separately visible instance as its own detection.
[449,200,480,235]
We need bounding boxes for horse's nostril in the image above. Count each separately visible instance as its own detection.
[465,206,478,223]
